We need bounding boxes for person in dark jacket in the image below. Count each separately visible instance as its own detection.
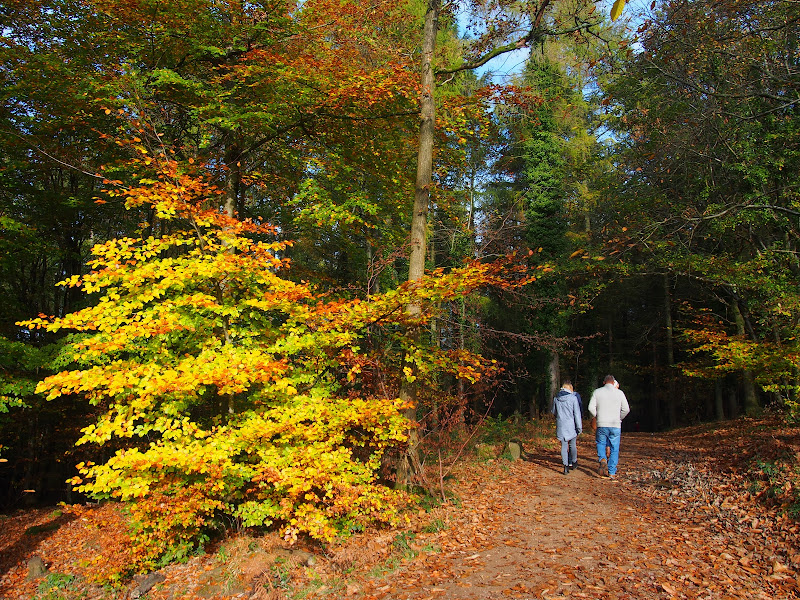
[551,380,583,475]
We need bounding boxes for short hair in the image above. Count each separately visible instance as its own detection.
[603,374,615,384]
[561,379,573,387]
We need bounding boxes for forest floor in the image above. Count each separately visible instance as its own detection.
[2,416,800,600]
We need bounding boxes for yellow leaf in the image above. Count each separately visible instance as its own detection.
[611,0,626,20]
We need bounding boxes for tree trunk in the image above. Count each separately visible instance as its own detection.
[429,228,439,346]
[772,325,792,405]
[731,298,760,416]
[702,380,713,421]
[652,338,661,431]
[548,350,560,405]
[366,241,380,296]
[224,140,241,219]
[221,138,241,415]
[725,372,739,419]
[457,298,466,415]
[664,274,678,427]
[714,377,725,421]
[529,383,538,419]
[456,153,477,423]
[396,0,440,490]
[408,0,438,288]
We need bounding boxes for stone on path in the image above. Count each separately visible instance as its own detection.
[26,555,48,581]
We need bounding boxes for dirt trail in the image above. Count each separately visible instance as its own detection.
[355,433,800,600]
[2,425,799,600]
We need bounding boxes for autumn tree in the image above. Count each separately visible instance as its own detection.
[20,153,521,564]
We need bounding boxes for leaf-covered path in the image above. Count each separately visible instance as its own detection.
[1,421,800,600]
[354,428,800,600]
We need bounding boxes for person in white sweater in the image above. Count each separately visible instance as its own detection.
[588,375,630,479]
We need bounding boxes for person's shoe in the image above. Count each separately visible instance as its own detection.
[608,473,617,482]
[599,458,608,477]
[571,459,578,470]
[563,465,570,475]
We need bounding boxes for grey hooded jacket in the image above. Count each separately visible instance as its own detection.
[551,389,583,441]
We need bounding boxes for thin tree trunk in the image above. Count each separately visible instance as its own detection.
[652,338,661,431]
[396,0,440,490]
[529,384,538,419]
[664,274,677,427]
[224,141,241,219]
[457,297,466,411]
[727,384,739,419]
[714,377,725,421]
[221,139,241,415]
[772,325,791,405]
[429,229,438,346]
[702,380,713,421]
[548,351,560,406]
[731,298,759,416]
[455,159,476,422]
[366,241,379,296]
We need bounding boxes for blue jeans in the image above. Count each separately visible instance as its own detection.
[596,427,621,475]
[560,437,577,466]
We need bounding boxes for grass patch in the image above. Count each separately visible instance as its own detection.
[422,518,447,533]
[392,531,417,559]
[34,573,79,600]
[477,415,531,446]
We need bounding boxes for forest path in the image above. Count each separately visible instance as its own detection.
[353,431,800,600]
[2,422,800,600]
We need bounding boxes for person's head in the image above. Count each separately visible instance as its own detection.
[561,379,573,391]
[603,374,615,385]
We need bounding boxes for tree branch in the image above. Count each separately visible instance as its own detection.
[692,202,800,223]
[433,0,608,76]
[2,129,106,182]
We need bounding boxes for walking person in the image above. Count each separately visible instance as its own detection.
[601,378,621,460]
[551,380,583,475]
[588,375,630,479]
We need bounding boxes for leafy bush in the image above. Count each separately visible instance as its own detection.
[476,414,542,446]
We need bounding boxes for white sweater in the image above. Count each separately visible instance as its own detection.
[588,384,630,428]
